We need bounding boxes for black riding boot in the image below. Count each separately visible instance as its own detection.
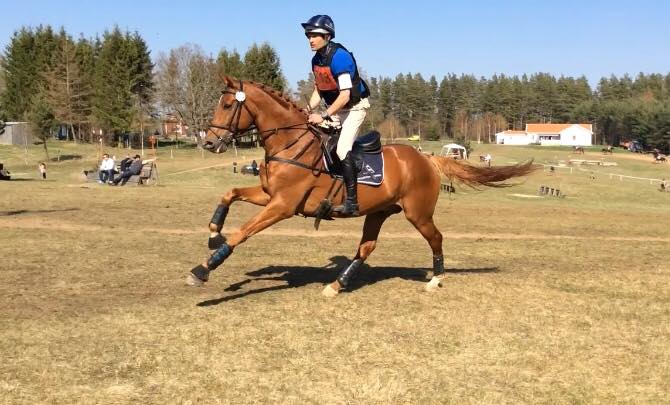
[333,152,359,216]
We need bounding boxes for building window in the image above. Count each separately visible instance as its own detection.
[572,136,576,140]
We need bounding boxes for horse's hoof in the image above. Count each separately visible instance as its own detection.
[208,233,227,250]
[322,283,340,298]
[186,273,204,287]
[424,276,443,292]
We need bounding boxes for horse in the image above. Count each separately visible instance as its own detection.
[573,146,585,154]
[187,76,537,296]
[601,146,613,154]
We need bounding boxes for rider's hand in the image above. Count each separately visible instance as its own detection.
[308,113,324,125]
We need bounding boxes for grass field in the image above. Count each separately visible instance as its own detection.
[1,140,669,404]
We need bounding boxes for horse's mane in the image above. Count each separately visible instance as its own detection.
[248,81,307,116]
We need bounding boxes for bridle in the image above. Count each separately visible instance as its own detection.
[207,80,331,174]
[207,80,258,142]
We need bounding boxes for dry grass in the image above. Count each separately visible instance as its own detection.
[1,141,669,404]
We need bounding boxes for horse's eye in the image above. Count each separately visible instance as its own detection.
[223,104,232,110]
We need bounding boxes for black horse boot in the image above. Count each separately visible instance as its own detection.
[333,152,359,216]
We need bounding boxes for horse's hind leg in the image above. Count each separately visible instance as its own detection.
[402,202,445,292]
[208,185,270,249]
[322,204,402,297]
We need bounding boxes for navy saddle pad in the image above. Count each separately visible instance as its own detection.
[323,131,384,186]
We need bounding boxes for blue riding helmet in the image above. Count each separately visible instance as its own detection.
[301,15,335,38]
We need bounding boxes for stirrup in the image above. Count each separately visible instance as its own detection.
[333,201,359,217]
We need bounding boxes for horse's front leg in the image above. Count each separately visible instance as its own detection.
[208,185,270,249]
[188,201,294,286]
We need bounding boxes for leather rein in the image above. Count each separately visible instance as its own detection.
[208,80,328,175]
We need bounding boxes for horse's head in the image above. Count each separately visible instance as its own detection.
[204,76,257,153]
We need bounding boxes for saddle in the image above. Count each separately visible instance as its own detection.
[321,129,383,181]
[313,129,385,229]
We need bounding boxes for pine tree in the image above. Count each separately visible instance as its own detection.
[243,43,285,91]
[437,75,457,137]
[42,29,88,142]
[216,48,245,80]
[378,77,393,119]
[92,27,153,144]
[0,55,5,103]
[28,87,55,158]
[364,76,383,130]
[1,26,58,120]
[72,36,96,141]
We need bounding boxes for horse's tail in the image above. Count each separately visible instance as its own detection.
[429,156,538,188]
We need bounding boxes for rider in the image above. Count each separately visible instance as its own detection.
[302,14,370,216]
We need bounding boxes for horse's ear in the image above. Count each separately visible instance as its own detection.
[220,74,237,89]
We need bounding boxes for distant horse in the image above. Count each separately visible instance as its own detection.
[573,146,585,154]
[601,146,613,154]
[187,77,537,296]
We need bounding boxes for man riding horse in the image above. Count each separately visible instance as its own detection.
[303,14,370,216]
[185,16,537,296]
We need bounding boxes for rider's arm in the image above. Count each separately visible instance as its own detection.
[308,87,321,110]
[325,88,350,117]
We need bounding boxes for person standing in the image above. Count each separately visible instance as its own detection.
[302,14,370,216]
[484,153,492,167]
[38,162,47,180]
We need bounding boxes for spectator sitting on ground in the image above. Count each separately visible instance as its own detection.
[111,154,142,186]
[98,154,115,184]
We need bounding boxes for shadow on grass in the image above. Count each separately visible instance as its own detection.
[197,256,499,306]
[51,154,82,162]
[0,208,80,216]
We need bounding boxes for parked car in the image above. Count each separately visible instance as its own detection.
[407,135,420,141]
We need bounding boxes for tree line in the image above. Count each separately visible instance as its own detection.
[347,72,669,149]
[0,25,285,149]
[1,25,668,151]
[0,25,152,150]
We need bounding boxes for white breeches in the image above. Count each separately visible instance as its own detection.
[328,98,370,160]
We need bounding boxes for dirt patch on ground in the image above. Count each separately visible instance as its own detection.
[581,151,659,163]
[2,216,669,243]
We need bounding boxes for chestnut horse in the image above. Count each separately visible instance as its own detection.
[187,77,536,296]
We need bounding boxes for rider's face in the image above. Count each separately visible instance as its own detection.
[306,33,328,51]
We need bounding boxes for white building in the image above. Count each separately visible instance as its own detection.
[495,123,593,146]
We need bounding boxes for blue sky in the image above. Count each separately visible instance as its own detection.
[2,0,669,90]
